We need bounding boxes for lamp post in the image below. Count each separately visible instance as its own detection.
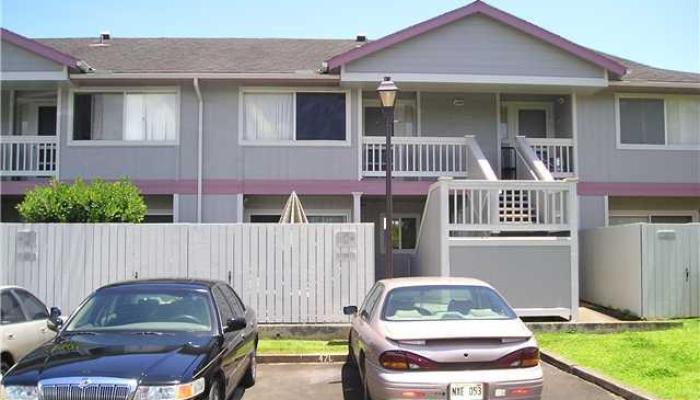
[377,76,398,279]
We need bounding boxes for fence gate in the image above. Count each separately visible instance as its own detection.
[643,224,700,318]
[0,223,375,323]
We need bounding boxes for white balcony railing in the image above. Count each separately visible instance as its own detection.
[526,138,575,178]
[445,179,575,233]
[362,136,473,178]
[0,136,58,177]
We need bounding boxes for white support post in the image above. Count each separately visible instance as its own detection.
[356,88,363,180]
[495,92,502,179]
[235,193,244,223]
[352,192,362,223]
[55,86,63,179]
[173,194,180,223]
[571,92,578,178]
[567,178,580,321]
[438,177,452,277]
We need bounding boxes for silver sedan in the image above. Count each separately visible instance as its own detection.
[344,277,543,400]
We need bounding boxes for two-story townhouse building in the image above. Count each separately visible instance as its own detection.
[2,1,698,320]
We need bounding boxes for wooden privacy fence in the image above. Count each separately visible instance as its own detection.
[0,223,375,323]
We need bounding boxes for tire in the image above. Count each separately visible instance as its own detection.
[241,351,257,388]
[362,357,372,400]
[347,331,356,366]
[0,354,13,375]
[208,378,222,400]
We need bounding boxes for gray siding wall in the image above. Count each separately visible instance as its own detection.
[449,242,572,310]
[346,15,604,79]
[58,86,197,180]
[59,83,359,181]
[1,41,64,72]
[576,92,700,183]
[421,92,498,167]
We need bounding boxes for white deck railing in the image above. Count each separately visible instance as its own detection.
[0,135,58,177]
[362,136,471,178]
[526,138,575,178]
[445,179,575,233]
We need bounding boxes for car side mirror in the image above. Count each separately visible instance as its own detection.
[224,317,247,333]
[343,305,358,316]
[48,307,63,332]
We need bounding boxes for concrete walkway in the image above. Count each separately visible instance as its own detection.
[238,362,620,400]
[577,306,620,323]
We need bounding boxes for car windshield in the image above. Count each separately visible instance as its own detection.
[65,285,215,333]
[382,285,517,321]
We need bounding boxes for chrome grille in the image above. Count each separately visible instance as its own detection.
[39,377,137,400]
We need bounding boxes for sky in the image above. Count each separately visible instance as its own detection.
[1,0,698,73]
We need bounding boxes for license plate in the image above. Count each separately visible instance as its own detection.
[449,383,484,400]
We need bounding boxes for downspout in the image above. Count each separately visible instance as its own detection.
[193,78,203,223]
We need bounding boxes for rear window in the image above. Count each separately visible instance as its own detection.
[381,285,516,321]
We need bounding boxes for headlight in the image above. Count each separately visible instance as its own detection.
[136,378,206,400]
[1,385,40,400]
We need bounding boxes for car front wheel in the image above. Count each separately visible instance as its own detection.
[241,351,256,388]
[208,379,222,400]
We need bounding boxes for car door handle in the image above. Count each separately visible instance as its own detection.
[6,333,15,340]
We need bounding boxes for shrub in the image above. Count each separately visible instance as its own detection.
[16,179,147,223]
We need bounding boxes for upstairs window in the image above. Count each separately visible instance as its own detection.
[72,90,178,143]
[617,95,700,148]
[242,90,348,144]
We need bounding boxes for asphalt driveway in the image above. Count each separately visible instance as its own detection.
[237,362,620,399]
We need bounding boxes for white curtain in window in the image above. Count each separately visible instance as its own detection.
[666,97,700,145]
[394,99,417,137]
[124,93,177,141]
[91,93,123,140]
[243,93,293,141]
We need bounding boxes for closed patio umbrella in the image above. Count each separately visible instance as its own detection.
[279,191,308,224]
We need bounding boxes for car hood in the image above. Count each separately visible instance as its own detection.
[2,332,217,386]
[379,318,532,341]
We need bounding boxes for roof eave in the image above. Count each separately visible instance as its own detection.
[326,1,627,76]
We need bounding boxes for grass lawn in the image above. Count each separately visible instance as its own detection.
[536,319,700,400]
[258,340,348,355]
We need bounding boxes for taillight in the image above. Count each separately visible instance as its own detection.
[495,347,540,368]
[379,351,439,371]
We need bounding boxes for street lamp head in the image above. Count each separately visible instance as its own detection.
[376,76,399,108]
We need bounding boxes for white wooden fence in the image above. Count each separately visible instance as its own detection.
[0,223,374,323]
[362,136,471,177]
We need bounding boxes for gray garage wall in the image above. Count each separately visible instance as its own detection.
[449,240,572,315]
[345,15,604,79]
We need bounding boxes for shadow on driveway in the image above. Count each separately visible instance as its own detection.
[237,361,620,400]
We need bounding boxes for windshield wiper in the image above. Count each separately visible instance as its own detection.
[128,331,174,336]
[61,331,98,336]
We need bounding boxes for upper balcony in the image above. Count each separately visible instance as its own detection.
[1,89,59,179]
[0,135,58,178]
[360,91,576,180]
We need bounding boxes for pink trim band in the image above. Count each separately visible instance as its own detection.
[326,1,626,76]
[578,182,700,197]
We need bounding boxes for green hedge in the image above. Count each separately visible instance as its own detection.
[16,179,147,223]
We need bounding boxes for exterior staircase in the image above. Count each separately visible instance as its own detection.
[499,190,536,223]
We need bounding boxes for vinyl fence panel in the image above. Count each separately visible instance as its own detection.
[0,223,375,323]
[581,223,699,319]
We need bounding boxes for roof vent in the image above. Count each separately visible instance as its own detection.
[356,34,367,42]
[99,31,111,43]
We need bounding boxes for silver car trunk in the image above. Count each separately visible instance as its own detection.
[379,319,534,364]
